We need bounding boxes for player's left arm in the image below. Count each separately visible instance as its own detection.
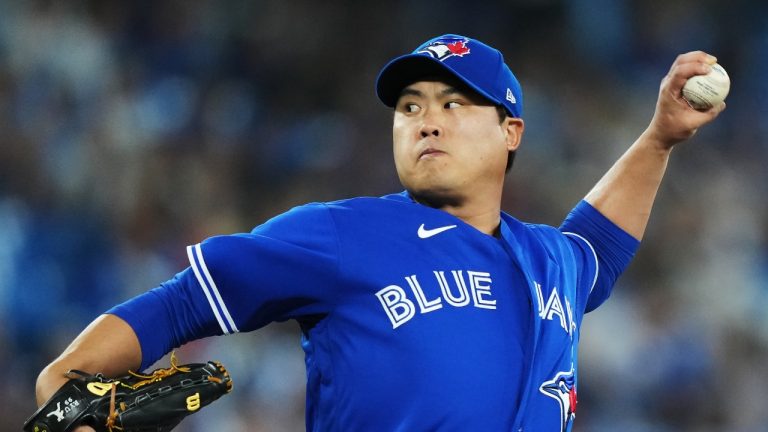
[583,51,726,240]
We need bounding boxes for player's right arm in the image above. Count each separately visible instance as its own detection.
[35,314,141,432]
[33,203,339,429]
[35,314,141,405]
[583,51,724,240]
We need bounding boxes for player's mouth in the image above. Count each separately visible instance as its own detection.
[418,147,446,160]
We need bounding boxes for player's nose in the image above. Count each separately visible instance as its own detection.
[420,124,441,138]
[419,115,443,138]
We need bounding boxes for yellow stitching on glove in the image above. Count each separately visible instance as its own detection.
[105,382,123,432]
[125,351,192,390]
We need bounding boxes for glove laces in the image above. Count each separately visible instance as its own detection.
[105,351,190,431]
[125,351,191,390]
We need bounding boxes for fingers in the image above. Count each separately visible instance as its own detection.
[647,52,727,147]
[665,51,718,94]
[708,101,727,117]
[672,50,717,66]
[670,51,717,72]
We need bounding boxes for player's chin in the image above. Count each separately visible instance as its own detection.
[406,183,463,208]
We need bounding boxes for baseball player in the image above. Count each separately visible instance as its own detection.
[33,34,725,431]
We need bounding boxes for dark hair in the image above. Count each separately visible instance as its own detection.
[496,105,516,173]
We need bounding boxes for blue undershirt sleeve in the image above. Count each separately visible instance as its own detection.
[560,200,640,313]
[107,268,220,370]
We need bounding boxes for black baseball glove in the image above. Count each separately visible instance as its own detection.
[25,353,233,432]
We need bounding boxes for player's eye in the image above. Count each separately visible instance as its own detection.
[445,101,462,109]
[404,103,420,113]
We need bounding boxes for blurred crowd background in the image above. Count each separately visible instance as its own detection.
[2,0,767,431]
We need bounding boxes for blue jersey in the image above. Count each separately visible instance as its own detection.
[109,191,638,431]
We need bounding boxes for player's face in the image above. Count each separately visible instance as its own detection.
[392,79,522,206]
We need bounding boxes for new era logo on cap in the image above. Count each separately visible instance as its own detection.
[375,34,523,118]
[506,88,516,103]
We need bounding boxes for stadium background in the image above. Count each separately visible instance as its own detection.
[2,1,767,430]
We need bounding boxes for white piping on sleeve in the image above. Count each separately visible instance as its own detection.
[187,244,240,334]
[563,232,599,295]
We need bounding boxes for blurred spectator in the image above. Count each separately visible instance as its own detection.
[3,1,766,430]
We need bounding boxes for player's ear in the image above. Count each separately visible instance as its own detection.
[503,117,524,152]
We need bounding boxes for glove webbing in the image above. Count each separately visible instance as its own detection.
[104,352,204,431]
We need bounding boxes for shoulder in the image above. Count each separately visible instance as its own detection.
[501,212,575,261]
[502,212,565,242]
[323,191,413,210]
[253,192,414,235]
[307,191,421,221]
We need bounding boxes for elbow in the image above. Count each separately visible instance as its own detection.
[35,359,70,406]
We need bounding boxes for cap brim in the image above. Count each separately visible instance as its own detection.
[376,54,501,108]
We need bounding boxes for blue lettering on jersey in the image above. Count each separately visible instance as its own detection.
[375,270,496,329]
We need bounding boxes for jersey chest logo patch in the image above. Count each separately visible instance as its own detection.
[539,365,577,432]
[417,223,457,239]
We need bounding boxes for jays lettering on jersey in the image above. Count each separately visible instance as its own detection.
[109,192,638,431]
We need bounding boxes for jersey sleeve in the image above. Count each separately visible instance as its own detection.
[190,203,340,332]
[108,202,340,370]
[559,200,640,314]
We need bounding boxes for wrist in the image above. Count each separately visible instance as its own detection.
[639,127,678,154]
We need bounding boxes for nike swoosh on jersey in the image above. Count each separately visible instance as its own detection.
[417,223,458,239]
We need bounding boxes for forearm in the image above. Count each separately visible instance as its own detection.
[35,314,142,406]
[583,51,726,240]
[584,129,672,241]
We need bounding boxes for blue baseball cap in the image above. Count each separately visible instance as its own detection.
[376,34,523,118]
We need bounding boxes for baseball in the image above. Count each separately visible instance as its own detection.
[682,63,730,110]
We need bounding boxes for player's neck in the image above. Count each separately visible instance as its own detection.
[413,192,502,237]
[445,205,502,237]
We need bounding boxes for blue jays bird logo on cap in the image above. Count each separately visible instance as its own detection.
[416,36,471,62]
[376,34,523,118]
[540,365,577,432]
